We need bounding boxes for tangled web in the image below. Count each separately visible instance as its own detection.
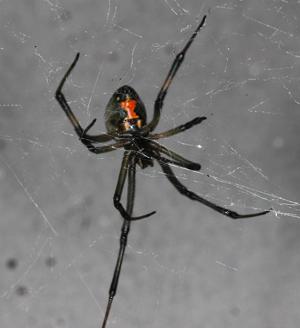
[0,0,299,327]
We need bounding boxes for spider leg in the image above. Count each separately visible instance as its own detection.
[55,52,113,144]
[148,140,201,171]
[159,161,270,219]
[150,116,207,140]
[81,118,113,143]
[83,140,128,154]
[101,220,130,328]
[150,153,197,171]
[145,15,207,133]
[101,154,136,328]
[113,151,156,221]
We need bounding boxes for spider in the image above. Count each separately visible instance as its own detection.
[55,15,270,328]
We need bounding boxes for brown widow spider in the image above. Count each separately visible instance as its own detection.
[55,15,270,328]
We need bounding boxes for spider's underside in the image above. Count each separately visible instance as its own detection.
[55,15,270,328]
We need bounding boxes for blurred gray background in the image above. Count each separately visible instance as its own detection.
[0,0,300,327]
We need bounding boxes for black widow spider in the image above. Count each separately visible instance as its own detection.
[55,15,270,328]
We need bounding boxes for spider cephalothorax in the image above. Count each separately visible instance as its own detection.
[55,15,270,328]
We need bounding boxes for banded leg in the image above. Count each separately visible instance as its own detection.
[159,161,270,219]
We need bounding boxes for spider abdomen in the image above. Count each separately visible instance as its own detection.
[105,85,147,134]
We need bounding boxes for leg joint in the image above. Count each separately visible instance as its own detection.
[176,53,185,62]
[113,196,120,207]
[55,91,62,100]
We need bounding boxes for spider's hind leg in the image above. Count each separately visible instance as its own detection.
[145,15,207,133]
[150,116,207,140]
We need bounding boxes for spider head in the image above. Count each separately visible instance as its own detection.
[105,85,147,134]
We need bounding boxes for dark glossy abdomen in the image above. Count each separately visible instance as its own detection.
[105,85,147,134]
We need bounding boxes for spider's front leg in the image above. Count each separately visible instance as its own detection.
[101,153,137,328]
[113,152,156,221]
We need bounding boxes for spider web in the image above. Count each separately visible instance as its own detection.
[0,0,299,327]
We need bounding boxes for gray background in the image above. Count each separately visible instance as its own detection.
[0,0,300,327]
